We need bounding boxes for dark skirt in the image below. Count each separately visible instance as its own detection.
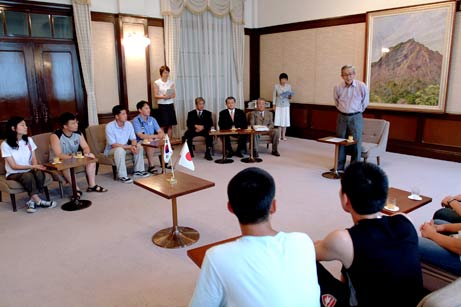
[157,104,177,127]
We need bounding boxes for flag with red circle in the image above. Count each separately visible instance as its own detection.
[178,142,195,171]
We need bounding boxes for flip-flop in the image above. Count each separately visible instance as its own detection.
[87,185,108,193]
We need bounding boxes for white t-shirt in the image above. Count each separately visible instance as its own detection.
[1,138,37,177]
[189,232,320,307]
[155,78,175,105]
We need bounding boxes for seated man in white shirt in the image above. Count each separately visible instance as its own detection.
[189,167,320,307]
[104,105,150,184]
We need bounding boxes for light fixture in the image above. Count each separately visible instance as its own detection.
[122,32,151,48]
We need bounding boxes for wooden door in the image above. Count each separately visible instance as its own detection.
[0,42,86,137]
[0,42,40,136]
[34,43,86,132]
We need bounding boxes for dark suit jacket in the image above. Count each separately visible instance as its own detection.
[218,108,247,130]
[186,109,213,132]
[249,110,274,129]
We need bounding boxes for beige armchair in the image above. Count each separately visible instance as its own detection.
[85,124,134,180]
[361,118,390,165]
[0,140,53,212]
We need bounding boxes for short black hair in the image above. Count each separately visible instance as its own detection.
[112,105,126,116]
[341,162,389,215]
[59,112,76,127]
[225,96,236,104]
[279,73,288,80]
[227,167,276,225]
[136,100,149,111]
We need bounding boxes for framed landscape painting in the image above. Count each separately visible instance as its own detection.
[365,2,456,112]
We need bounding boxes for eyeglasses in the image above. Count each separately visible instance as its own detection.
[342,73,355,77]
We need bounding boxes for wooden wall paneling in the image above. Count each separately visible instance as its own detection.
[381,114,418,142]
[246,28,260,100]
[310,109,337,132]
[423,119,461,148]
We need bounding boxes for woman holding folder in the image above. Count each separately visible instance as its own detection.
[273,73,293,141]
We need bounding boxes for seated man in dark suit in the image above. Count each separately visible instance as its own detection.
[183,97,213,161]
[218,96,248,158]
[249,98,280,157]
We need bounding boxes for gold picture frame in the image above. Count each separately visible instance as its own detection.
[365,2,456,113]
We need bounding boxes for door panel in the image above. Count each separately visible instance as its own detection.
[0,42,39,135]
[34,43,86,133]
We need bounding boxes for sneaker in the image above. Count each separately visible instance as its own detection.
[133,171,150,178]
[38,200,57,209]
[147,166,159,174]
[26,200,37,213]
[119,176,133,184]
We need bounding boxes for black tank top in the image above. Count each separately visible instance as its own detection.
[344,215,424,307]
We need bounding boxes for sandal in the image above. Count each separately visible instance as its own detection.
[76,190,83,198]
[87,185,108,193]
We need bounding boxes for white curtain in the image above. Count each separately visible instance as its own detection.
[72,0,98,125]
[161,0,244,135]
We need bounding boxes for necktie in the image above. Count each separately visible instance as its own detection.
[260,111,264,117]
[230,110,234,121]
[198,111,202,118]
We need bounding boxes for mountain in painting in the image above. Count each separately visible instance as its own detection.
[370,38,442,105]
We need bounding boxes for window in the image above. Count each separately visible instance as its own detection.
[5,11,28,36]
[0,11,4,36]
[31,13,51,38]
[53,15,73,39]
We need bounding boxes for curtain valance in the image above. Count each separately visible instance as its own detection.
[160,0,244,24]
[73,0,91,5]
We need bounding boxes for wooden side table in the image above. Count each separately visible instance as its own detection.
[317,136,357,179]
[134,171,215,248]
[45,156,97,211]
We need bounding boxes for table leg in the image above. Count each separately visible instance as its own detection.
[321,144,342,179]
[61,166,92,211]
[242,132,262,163]
[152,197,200,248]
[160,143,166,174]
[214,135,233,164]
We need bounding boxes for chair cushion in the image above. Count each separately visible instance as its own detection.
[362,119,386,144]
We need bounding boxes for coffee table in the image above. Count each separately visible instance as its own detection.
[317,136,357,179]
[209,129,252,164]
[381,187,432,215]
[45,156,97,211]
[134,171,215,248]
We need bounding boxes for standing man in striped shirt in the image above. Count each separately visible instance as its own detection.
[334,65,369,172]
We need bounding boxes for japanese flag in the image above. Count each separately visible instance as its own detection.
[178,142,195,171]
[163,135,173,163]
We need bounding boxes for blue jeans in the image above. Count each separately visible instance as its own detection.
[433,208,461,223]
[336,113,363,170]
[418,220,461,275]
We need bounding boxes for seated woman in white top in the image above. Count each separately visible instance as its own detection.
[1,116,56,213]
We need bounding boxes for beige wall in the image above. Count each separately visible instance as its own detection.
[260,23,365,105]
[92,21,120,114]
[256,0,445,28]
[148,26,166,107]
[259,12,461,114]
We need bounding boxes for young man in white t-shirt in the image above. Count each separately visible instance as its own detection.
[189,167,320,307]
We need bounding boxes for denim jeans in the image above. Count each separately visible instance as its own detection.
[418,219,461,275]
[336,113,363,170]
[433,208,461,223]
